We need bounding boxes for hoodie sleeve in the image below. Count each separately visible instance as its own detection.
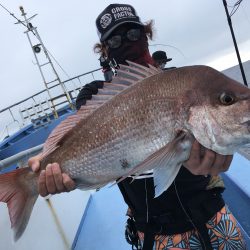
[75,80,104,110]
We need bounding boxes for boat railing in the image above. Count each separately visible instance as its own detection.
[0,143,44,172]
[0,67,102,142]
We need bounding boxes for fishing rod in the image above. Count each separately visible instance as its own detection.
[222,0,248,86]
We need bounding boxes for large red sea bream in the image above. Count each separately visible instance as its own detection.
[0,61,250,240]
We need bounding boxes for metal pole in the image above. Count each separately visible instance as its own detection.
[222,0,248,86]
[19,6,59,118]
[33,28,74,109]
[0,144,44,171]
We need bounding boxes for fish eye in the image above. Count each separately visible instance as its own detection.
[219,93,235,105]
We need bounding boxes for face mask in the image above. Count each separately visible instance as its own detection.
[159,63,166,69]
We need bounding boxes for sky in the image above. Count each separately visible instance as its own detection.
[0,0,250,132]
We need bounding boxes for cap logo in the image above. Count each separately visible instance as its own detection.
[111,6,135,20]
[97,4,141,41]
[100,13,112,29]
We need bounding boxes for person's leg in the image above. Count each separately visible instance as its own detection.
[206,205,246,250]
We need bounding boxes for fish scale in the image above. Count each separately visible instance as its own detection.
[47,74,192,181]
[59,97,178,186]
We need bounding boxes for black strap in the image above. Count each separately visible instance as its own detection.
[188,207,213,250]
[195,223,213,250]
[186,189,225,250]
[142,223,155,250]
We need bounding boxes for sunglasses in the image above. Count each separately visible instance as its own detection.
[105,28,141,49]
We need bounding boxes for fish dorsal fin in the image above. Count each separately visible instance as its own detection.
[119,60,162,79]
[41,61,161,158]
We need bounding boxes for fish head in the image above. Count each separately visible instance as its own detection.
[186,66,250,155]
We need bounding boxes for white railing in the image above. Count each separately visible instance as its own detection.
[0,68,103,142]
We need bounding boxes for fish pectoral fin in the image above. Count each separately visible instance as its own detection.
[152,132,194,197]
[117,132,194,196]
[153,163,182,198]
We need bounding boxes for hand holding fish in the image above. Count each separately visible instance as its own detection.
[28,156,75,197]
[183,140,233,176]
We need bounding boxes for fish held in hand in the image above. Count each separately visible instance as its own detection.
[0,61,250,240]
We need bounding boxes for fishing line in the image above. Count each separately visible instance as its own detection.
[46,48,79,87]
[173,180,208,249]
[149,43,187,59]
[229,0,243,16]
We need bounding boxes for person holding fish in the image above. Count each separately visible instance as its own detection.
[25,3,249,250]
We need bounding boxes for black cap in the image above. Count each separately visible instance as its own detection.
[96,4,143,42]
[152,51,172,62]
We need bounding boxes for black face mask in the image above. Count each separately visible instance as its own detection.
[107,33,150,67]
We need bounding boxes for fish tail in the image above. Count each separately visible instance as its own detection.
[0,167,38,241]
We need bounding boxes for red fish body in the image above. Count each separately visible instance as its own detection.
[1,62,250,240]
